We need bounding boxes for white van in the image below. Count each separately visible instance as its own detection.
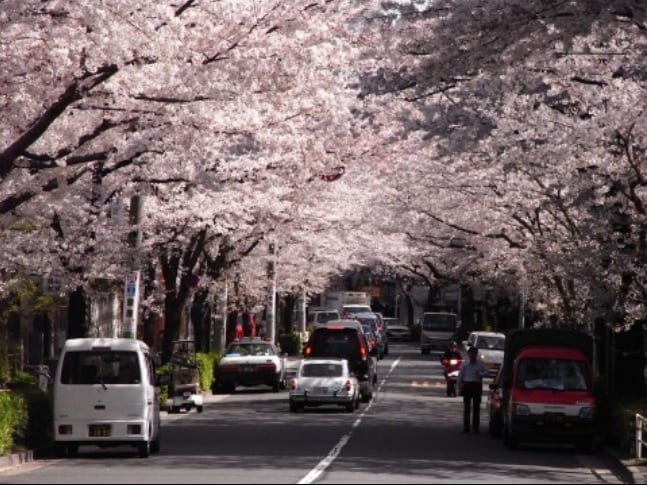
[53,338,161,458]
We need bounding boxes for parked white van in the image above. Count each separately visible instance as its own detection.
[53,338,161,458]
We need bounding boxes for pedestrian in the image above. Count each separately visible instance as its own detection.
[457,345,488,433]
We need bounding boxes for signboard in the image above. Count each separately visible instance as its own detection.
[122,270,140,339]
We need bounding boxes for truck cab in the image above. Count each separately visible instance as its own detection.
[500,329,597,452]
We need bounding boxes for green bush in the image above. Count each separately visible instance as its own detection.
[278,332,303,356]
[9,371,38,390]
[196,352,222,392]
[0,391,27,456]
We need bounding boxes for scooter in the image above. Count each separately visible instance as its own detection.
[441,357,462,397]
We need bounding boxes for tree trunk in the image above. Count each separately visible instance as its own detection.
[281,294,296,334]
[161,293,183,364]
[67,286,89,339]
[191,288,211,352]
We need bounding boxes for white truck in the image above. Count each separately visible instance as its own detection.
[321,291,372,316]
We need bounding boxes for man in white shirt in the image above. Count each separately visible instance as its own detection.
[457,345,488,433]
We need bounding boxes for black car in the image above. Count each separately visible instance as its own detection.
[303,320,377,402]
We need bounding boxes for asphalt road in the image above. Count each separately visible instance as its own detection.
[0,343,629,484]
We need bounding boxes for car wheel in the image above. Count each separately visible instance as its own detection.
[289,400,300,413]
[272,380,281,393]
[197,405,204,413]
[346,401,355,413]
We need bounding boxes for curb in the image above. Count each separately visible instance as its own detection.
[604,446,647,484]
[0,449,34,471]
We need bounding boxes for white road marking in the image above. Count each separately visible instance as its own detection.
[298,357,401,484]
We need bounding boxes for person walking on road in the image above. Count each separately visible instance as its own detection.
[457,345,488,433]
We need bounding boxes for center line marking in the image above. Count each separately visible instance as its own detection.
[297,357,401,484]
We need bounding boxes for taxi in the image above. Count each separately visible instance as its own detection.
[212,338,286,393]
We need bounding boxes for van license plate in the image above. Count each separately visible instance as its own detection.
[544,413,564,423]
[89,424,111,437]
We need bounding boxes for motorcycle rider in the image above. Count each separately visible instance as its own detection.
[443,341,462,361]
[441,341,463,397]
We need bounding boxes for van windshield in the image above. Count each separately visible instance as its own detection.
[61,351,141,385]
[422,313,457,331]
[517,358,589,391]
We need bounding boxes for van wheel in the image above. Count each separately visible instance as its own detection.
[361,391,372,403]
[272,380,281,393]
[138,440,150,458]
[197,405,204,413]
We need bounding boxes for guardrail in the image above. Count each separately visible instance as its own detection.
[636,413,646,458]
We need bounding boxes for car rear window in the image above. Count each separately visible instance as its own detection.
[309,328,361,358]
[301,363,343,377]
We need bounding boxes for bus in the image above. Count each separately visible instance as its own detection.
[420,312,459,354]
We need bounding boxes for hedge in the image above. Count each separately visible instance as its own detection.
[0,391,27,456]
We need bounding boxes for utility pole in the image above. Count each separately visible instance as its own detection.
[300,286,307,334]
[518,286,526,329]
[267,242,277,343]
[122,195,143,339]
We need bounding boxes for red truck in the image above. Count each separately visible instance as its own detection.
[498,328,598,452]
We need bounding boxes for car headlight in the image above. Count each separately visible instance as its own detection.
[578,406,594,419]
[513,403,531,416]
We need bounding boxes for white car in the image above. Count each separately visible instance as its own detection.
[464,331,506,376]
[212,338,286,393]
[289,358,360,413]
